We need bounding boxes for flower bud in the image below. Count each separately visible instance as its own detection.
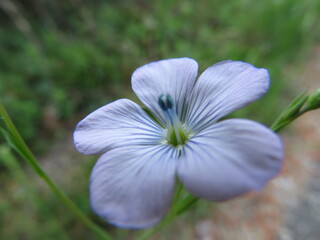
[305,88,320,111]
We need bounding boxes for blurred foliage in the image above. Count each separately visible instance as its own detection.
[0,0,319,147]
[0,0,320,239]
[0,144,96,240]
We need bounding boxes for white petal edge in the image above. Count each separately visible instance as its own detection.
[73,99,163,155]
[186,60,269,133]
[90,145,179,229]
[132,58,198,125]
[178,119,283,201]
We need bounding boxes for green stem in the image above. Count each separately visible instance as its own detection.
[0,103,112,240]
[174,195,199,216]
[137,214,176,240]
[137,190,199,240]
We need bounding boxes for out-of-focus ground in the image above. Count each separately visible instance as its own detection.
[195,46,320,240]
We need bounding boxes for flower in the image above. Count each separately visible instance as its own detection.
[73,58,283,229]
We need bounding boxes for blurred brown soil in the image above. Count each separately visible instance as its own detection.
[195,46,320,240]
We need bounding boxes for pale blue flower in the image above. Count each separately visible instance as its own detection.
[73,58,283,229]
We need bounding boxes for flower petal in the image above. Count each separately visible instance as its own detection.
[132,58,198,124]
[90,145,179,228]
[186,61,269,133]
[177,119,283,201]
[73,99,163,155]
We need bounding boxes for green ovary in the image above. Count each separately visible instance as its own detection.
[168,126,188,147]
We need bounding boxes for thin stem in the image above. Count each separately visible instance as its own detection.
[136,214,176,240]
[172,181,184,206]
[174,195,199,216]
[0,103,112,240]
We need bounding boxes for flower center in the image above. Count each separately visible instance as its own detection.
[158,94,188,147]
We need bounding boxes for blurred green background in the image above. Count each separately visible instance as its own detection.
[0,0,319,239]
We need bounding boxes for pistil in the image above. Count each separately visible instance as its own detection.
[158,94,188,146]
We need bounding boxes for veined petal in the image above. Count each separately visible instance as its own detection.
[186,61,269,133]
[73,99,163,155]
[132,58,198,125]
[177,119,283,201]
[90,145,179,228]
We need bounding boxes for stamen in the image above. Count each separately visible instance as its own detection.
[158,94,187,146]
[158,94,174,111]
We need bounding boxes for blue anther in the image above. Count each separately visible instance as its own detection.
[158,94,174,111]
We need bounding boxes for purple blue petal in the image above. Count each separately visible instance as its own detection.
[74,99,163,155]
[90,145,179,228]
[132,58,198,125]
[177,119,283,201]
[186,61,269,133]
